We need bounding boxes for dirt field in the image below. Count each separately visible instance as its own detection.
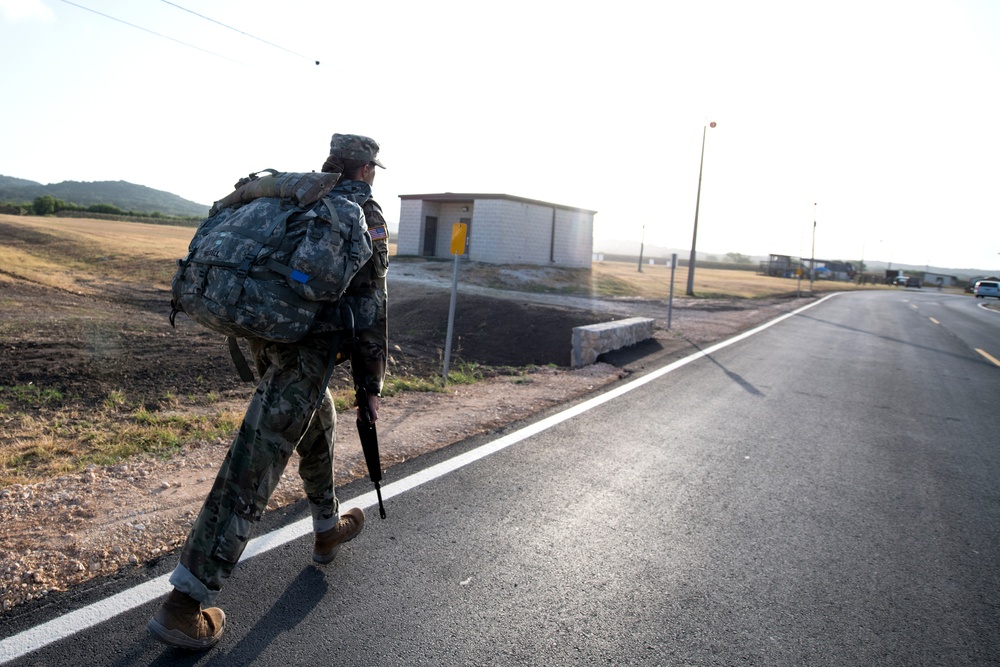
[0,215,820,614]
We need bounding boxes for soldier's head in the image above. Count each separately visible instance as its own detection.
[324,133,384,185]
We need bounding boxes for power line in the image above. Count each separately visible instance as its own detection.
[56,0,319,67]
[159,0,319,65]
[62,0,246,65]
[56,0,246,65]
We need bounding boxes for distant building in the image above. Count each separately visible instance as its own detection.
[922,272,960,287]
[396,193,596,268]
[759,254,856,281]
[759,254,799,278]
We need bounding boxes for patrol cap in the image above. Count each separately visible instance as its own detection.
[328,133,385,168]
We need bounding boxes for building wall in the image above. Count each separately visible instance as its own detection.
[397,195,594,268]
[396,199,426,256]
[552,208,594,268]
[469,199,551,264]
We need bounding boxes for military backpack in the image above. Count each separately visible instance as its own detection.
[169,169,373,360]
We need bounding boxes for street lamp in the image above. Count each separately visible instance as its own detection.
[809,202,817,294]
[686,121,716,296]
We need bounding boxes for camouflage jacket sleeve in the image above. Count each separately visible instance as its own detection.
[347,198,389,395]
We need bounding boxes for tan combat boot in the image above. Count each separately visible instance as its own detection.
[313,507,365,564]
[147,588,226,650]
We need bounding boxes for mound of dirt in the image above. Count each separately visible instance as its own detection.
[0,269,609,409]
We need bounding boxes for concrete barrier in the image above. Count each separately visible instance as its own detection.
[571,317,656,367]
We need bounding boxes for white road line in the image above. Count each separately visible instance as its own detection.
[976,348,1000,367]
[0,293,840,663]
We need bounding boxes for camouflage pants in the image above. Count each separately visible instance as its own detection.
[170,336,340,604]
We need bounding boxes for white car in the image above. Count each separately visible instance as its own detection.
[974,280,1000,299]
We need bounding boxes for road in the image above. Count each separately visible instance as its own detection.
[2,290,999,666]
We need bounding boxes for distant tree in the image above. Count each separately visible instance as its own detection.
[0,201,29,215]
[725,252,751,264]
[87,203,124,215]
[33,195,56,215]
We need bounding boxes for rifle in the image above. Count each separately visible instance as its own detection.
[356,386,387,519]
[342,301,387,519]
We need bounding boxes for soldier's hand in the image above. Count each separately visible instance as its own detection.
[357,393,379,423]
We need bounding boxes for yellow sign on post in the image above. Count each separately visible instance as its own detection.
[442,222,468,384]
[450,223,468,255]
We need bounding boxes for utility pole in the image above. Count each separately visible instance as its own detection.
[637,224,645,272]
[686,121,715,296]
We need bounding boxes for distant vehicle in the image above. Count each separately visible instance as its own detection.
[968,277,1000,293]
[892,276,908,287]
[974,280,1000,299]
[810,266,832,280]
[906,277,922,288]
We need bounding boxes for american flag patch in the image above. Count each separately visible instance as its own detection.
[369,225,388,241]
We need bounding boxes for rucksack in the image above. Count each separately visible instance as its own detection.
[170,169,373,349]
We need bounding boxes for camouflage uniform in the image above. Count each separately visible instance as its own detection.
[169,138,388,605]
[330,181,389,393]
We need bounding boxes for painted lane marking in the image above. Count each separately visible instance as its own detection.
[0,293,841,663]
[929,317,940,324]
[976,348,1000,367]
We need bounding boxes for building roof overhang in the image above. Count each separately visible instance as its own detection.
[398,192,597,215]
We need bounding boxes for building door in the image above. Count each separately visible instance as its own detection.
[423,216,438,257]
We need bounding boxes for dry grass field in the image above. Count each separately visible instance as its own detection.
[592,260,868,299]
[0,214,188,294]
[0,213,879,299]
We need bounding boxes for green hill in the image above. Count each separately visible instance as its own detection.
[0,175,209,218]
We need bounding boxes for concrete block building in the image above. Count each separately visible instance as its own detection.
[396,193,596,268]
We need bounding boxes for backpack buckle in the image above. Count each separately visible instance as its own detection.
[235,256,254,281]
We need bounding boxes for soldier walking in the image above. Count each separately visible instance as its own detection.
[147,134,390,650]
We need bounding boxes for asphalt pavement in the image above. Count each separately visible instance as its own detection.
[2,290,999,666]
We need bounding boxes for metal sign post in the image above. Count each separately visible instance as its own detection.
[667,253,677,329]
[442,222,467,385]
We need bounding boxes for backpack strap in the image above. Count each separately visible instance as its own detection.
[223,204,299,313]
[321,196,366,266]
[227,336,256,382]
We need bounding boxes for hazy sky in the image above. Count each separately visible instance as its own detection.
[2,0,999,271]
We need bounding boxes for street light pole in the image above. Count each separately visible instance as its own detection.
[809,202,817,294]
[686,121,715,296]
